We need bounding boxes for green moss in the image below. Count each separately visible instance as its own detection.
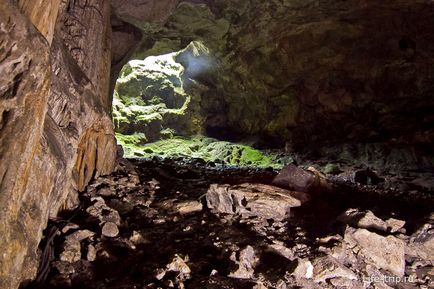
[115,134,284,169]
[113,41,211,142]
[116,133,147,145]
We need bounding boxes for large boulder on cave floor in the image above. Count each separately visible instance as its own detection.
[206,183,309,220]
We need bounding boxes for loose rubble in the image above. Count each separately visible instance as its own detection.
[29,158,434,289]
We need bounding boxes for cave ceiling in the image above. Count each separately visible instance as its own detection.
[111,0,434,148]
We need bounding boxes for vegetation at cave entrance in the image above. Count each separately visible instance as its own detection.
[116,134,285,169]
[113,41,285,168]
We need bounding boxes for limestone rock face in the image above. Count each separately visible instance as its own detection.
[47,0,117,203]
[110,0,181,95]
[0,3,51,288]
[110,15,142,96]
[131,0,434,147]
[0,1,116,288]
[17,0,61,44]
[112,0,180,27]
[57,0,113,110]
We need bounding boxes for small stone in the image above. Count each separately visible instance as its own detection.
[148,178,160,190]
[229,245,258,279]
[175,200,203,215]
[322,242,358,265]
[153,218,166,224]
[338,208,388,232]
[67,229,95,242]
[166,255,191,279]
[317,234,342,244]
[292,258,314,279]
[155,268,166,280]
[101,222,119,238]
[87,244,96,261]
[59,239,81,263]
[130,230,147,245]
[385,218,405,233]
[312,255,357,283]
[129,174,140,185]
[86,197,121,225]
[61,223,79,234]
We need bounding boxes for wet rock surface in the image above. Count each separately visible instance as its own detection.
[30,158,434,289]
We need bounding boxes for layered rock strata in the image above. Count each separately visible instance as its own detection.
[0,1,116,288]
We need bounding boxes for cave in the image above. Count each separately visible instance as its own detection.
[113,41,285,168]
[1,1,434,289]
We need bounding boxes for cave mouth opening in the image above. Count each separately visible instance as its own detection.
[112,41,288,169]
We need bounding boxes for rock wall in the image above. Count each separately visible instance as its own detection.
[17,0,61,44]
[0,1,116,288]
[0,2,53,287]
[1,0,434,288]
[132,0,434,148]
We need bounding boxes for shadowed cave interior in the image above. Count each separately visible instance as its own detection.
[1,1,434,289]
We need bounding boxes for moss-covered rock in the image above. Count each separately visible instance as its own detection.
[115,134,284,169]
[113,41,214,142]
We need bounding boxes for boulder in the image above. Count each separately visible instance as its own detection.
[338,208,388,232]
[406,223,434,261]
[206,183,309,220]
[344,227,405,276]
[272,165,332,194]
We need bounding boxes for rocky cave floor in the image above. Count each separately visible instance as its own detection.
[27,157,434,289]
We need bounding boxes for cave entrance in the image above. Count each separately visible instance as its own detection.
[112,41,284,169]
